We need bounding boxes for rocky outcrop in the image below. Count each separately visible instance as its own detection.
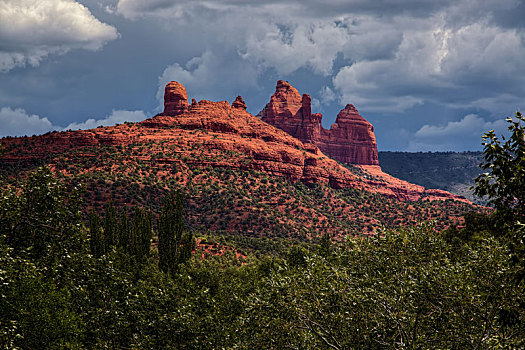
[317,104,379,165]
[258,80,379,165]
[232,96,247,110]
[256,80,311,141]
[162,81,189,116]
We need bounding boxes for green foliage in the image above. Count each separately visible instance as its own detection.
[158,191,181,274]
[118,207,132,252]
[240,225,524,349]
[1,154,525,348]
[474,111,525,221]
[158,190,193,276]
[0,246,85,349]
[132,207,153,264]
[0,167,86,348]
[472,111,525,285]
[88,210,104,257]
[0,166,84,260]
[103,200,118,249]
[317,232,333,258]
[89,203,154,266]
[286,245,309,267]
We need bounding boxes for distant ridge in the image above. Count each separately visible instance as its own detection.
[379,151,484,203]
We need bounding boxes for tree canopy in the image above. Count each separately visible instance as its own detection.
[474,111,525,222]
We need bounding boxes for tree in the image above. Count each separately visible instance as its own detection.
[473,111,525,291]
[0,167,87,348]
[132,207,153,264]
[158,190,185,275]
[89,210,104,257]
[240,225,523,349]
[103,200,118,250]
[0,166,84,260]
[474,111,525,222]
[117,208,132,252]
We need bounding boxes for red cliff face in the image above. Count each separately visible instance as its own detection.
[256,80,304,137]
[162,81,189,116]
[232,96,247,110]
[258,80,379,165]
[318,104,379,165]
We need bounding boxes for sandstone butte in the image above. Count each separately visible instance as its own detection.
[258,80,379,166]
[0,81,469,203]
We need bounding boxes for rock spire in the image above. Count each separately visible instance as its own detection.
[258,81,379,165]
[163,81,189,116]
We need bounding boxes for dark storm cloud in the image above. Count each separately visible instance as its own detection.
[332,17,525,114]
[115,0,457,19]
[0,0,523,151]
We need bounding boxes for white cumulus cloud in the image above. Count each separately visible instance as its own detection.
[113,0,525,116]
[0,108,146,137]
[242,21,351,76]
[408,114,509,151]
[116,0,187,19]
[0,107,56,137]
[331,18,525,112]
[65,110,146,130]
[319,86,336,105]
[0,0,118,72]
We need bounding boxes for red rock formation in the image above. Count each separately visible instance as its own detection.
[232,96,247,110]
[258,80,379,165]
[257,80,301,118]
[257,80,303,137]
[317,104,379,165]
[0,80,469,204]
[162,81,189,116]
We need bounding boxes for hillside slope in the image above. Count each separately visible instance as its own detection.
[0,82,476,239]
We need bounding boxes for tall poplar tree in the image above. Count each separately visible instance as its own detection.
[103,200,118,250]
[133,207,153,264]
[89,210,104,257]
[158,191,184,276]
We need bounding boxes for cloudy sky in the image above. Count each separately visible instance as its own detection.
[1,0,524,151]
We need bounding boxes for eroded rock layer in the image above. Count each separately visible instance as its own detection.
[258,80,379,165]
